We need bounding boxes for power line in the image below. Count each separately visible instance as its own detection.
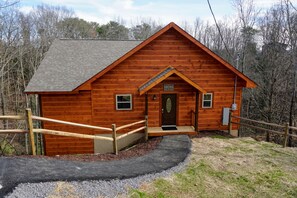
[206,0,234,60]
[289,0,297,12]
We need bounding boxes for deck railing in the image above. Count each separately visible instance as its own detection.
[190,110,197,131]
[228,111,297,147]
[0,108,148,155]
[111,116,148,155]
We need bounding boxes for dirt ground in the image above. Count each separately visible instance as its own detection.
[16,137,162,161]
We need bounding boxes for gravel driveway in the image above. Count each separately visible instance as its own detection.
[0,135,191,197]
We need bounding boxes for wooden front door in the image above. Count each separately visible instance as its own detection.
[162,94,177,126]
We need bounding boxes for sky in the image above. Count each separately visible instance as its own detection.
[19,0,293,26]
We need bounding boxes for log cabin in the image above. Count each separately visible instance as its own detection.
[25,22,256,155]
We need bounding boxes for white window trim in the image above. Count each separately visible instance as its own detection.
[116,94,132,110]
[202,93,213,108]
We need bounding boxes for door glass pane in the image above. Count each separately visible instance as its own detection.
[166,98,172,113]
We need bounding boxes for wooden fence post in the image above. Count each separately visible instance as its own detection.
[228,110,233,134]
[266,130,270,142]
[283,122,289,148]
[144,115,148,141]
[26,108,36,155]
[112,124,118,155]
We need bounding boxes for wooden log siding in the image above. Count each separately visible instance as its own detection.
[40,91,94,155]
[91,28,243,130]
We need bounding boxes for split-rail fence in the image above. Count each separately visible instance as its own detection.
[228,111,297,147]
[0,108,148,155]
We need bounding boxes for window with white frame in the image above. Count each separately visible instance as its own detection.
[116,94,132,110]
[202,93,213,108]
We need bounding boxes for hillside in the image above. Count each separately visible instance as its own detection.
[132,137,297,198]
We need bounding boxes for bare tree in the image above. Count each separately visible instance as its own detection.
[0,0,19,9]
[130,18,163,40]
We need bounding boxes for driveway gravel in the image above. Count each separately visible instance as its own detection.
[0,135,191,197]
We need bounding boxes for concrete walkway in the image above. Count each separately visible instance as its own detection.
[0,135,191,197]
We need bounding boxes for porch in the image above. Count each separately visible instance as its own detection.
[139,67,207,136]
[148,126,196,136]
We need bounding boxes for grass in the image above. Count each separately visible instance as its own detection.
[131,137,297,198]
[210,134,229,139]
[0,139,16,155]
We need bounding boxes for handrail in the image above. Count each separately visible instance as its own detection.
[117,126,146,140]
[116,120,145,131]
[33,129,113,141]
[0,115,26,120]
[231,115,285,128]
[32,115,112,132]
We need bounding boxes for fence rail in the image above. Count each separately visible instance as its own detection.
[33,129,114,141]
[231,115,286,128]
[0,129,28,133]
[0,115,26,120]
[0,108,148,155]
[229,111,297,147]
[116,120,146,131]
[117,126,146,140]
[289,125,297,131]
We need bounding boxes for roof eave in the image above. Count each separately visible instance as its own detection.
[24,90,79,95]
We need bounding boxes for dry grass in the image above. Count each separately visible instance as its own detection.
[47,182,79,198]
[131,137,297,198]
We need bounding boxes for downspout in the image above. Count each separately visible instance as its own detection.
[230,53,240,136]
[232,53,240,111]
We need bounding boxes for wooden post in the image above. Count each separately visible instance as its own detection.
[145,93,148,116]
[26,108,36,155]
[283,122,289,148]
[194,91,199,132]
[112,124,118,155]
[266,130,270,142]
[144,115,148,141]
[228,110,233,134]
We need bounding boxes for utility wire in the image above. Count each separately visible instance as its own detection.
[289,0,297,11]
[207,0,234,60]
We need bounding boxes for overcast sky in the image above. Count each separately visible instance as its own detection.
[20,0,292,26]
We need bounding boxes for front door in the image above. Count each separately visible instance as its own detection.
[162,94,177,126]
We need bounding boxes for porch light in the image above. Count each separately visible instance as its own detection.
[153,94,157,100]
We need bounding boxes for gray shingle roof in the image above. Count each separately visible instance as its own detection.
[139,67,174,92]
[25,39,142,92]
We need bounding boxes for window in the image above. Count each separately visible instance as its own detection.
[202,93,213,108]
[116,94,132,110]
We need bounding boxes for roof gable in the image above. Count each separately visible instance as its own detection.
[139,66,206,95]
[26,22,257,93]
[74,22,256,91]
